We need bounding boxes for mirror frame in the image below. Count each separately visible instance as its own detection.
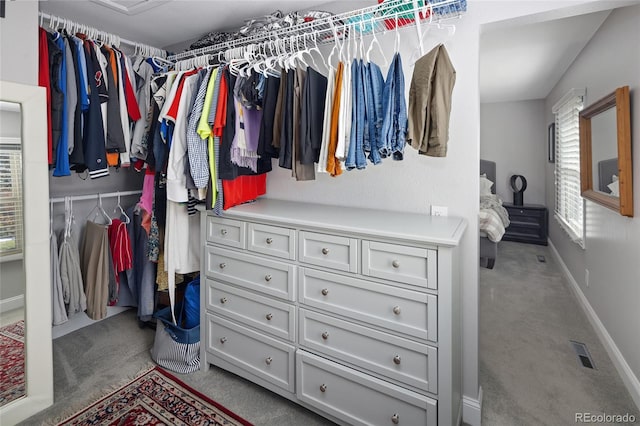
[0,81,53,424]
[579,86,633,217]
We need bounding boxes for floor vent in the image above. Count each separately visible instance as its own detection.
[537,255,546,263]
[571,341,596,369]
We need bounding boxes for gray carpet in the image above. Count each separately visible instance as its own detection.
[480,241,639,425]
[20,310,333,426]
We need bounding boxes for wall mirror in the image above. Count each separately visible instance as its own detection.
[579,85,633,217]
[0,81,53,424]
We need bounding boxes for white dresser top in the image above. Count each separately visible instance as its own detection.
[215,199,466,247]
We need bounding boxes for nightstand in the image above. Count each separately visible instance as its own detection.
[503,203,548,245]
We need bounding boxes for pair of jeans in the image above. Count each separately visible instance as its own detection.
[380,53,408,160]
[346,60,367,170]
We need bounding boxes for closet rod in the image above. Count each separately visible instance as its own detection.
[49,190,142,204]
[168,0,466,62]
[38,11,166,56]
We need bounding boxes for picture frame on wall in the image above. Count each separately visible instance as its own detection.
[548,122,555,163]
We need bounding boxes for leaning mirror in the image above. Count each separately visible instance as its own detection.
[0,81,53,424]
[579,86,633,217]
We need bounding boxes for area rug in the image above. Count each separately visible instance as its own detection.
[57,366,253,426]
[0,320,25,407]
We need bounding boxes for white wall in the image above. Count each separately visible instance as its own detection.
[0,0,38,86]
[545,3,640,404]
[480,100,546,205]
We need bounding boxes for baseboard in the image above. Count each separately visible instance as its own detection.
[0,295,24,313]
[548,239,640,410]
[462,386,482,426]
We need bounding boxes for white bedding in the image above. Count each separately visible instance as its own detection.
[479,194,510,242]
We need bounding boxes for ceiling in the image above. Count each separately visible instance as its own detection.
[38,0,337,51]
[39,1,616,103]
[479,10,610,103]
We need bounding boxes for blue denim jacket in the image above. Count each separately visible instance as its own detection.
[346,60,367,170]
[380,53,407,160]
[363,62,385,165]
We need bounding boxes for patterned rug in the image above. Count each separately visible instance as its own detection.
[0,320,25,407]
[57,366,253,426]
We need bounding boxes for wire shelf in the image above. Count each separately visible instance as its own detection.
[168,0,466,62]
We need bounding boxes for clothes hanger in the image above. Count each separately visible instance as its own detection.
[366,17,388,67]
[113,192,131,224]
[87,194,113,225]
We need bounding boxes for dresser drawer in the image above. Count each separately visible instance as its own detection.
[299,309,437,393]
[297,350,437,426]
[206,314,295,392]
[362,241,437,290]
[299,268,437,342]
[206,217,246,249]
[205,246,295,301]
[248,223,296,260]
[207,280,296,342]
[299,231,358,273]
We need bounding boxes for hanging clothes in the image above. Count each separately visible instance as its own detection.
[257,75,281,160]
[51,231,68,326]
[59,229,87,317]
[81,221,110,320]
[317,66,336,174]
[38,28,54,165]
[380,52,408,160]
[300,66,327,167]
[407,44,456,157]
[108,218,133,285]
[326,62,344,177]
[292,67,315,181]
[82,39,109,178]
[278,69,295,170]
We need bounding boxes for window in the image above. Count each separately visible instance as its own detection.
[0,139,23,258]
[552,89,585,246]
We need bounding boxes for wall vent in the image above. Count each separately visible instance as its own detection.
[570,341,596,369]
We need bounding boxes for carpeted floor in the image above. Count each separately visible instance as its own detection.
[480,241,639,425]
[19,310,333,426]
[0,320,25,408]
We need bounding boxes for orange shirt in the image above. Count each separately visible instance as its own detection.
[326,62,344,177]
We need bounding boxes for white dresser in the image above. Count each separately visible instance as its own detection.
[200,199,466,426]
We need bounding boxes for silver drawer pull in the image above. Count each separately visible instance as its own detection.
[220,337,227,344]
[266,237,273,244]
[321,332,329,340]
[266,313,273,321]
[219,262,226,269]
[321,288,329,296]
[265,356,273,365]
[319,384,327,393]
[220,297,227,304]
[220,228,228,235]
[391,413,399,424]
[393,355,401,365]
[392,260,400,268]
[265,274,272,282]
[393,306,401,315]
[321,248,329,255]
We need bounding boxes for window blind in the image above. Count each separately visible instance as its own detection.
[553,90,584,244]
[0,144,23,257]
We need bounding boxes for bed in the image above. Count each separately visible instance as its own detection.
[598,158,619,196]
[479,160,510,269]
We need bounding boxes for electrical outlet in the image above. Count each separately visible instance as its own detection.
[585,269,590,287]
[431,205,448,217]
